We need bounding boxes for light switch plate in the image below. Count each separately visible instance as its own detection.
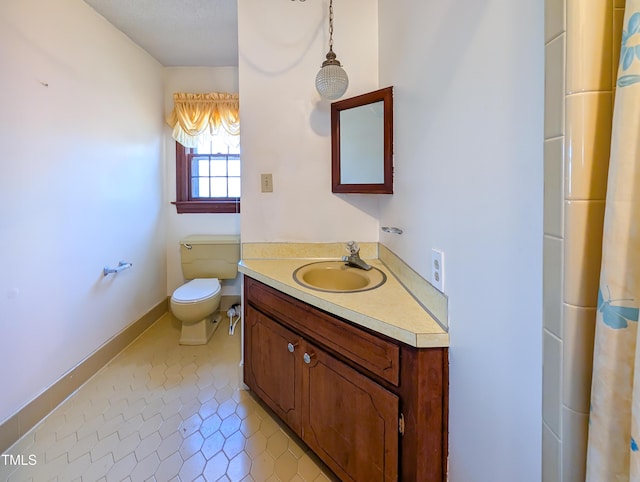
[261,173,273,193]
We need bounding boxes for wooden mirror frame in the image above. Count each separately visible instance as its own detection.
[331,86,393,194]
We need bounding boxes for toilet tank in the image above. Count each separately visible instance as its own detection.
[179,235,240,280]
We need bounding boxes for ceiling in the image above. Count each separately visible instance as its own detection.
[84,0,239,67]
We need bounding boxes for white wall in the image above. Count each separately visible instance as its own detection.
[377,1,544,481]
[163,67,240,295]
[238,0,381,243]
[0,0,165,423]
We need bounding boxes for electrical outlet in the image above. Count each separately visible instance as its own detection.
[431,249,444,292]
[261,173,273,193]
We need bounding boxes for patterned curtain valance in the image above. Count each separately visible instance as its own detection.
[166,92,239,148]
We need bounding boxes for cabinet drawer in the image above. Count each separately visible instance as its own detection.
[245,277,400,386]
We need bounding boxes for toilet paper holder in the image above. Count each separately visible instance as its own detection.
[103,261,133,276]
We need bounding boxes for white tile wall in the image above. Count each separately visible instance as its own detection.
[561,407,590,482]
[543,0,621,480]
[566,0,613,93]
[564,93,612,201]
[545,0,565,42]
[543,331,563,436]
[563,200,606,307]
[543,422,562,482]
[562,304,596,413]
[545,35,566,140]
[544,236,564,338]
[544,138,565,238]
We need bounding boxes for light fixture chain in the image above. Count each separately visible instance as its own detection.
[329,0,334,52]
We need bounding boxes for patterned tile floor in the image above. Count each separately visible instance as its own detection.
[1,314,336,482]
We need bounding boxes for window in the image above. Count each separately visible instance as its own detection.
[174,136,241,214]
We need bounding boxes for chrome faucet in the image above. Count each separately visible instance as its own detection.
[342,241,372,271]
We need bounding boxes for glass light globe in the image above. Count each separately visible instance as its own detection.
[315,49,349,100]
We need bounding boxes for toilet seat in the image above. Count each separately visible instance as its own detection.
[172,278,221,304]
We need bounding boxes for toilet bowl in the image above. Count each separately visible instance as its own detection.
[171,234,240,345]
[171,278,222,345]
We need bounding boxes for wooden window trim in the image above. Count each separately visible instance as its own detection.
[173,142,241,214]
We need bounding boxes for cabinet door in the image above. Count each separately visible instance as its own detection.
[301,341,399,482]
[244,305,302,433]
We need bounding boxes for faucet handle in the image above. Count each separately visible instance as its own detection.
[346,241,360,255]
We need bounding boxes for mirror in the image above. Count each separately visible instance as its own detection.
[331,86,393,194]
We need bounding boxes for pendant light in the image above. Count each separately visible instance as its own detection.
[315,0,348,100]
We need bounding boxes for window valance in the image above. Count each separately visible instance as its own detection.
[166,92,239,148]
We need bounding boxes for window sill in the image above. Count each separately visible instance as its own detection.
[172,200,241,214]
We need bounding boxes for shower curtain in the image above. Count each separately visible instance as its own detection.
[585,1,640,480]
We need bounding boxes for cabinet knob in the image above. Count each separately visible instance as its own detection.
[303,352,315,364]
[287,342,298,353]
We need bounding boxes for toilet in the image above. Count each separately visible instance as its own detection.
[170,235,240,345]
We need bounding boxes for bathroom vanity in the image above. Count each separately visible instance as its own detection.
[242,275,448,482]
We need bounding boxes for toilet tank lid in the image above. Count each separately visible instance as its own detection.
[180,235,240,245]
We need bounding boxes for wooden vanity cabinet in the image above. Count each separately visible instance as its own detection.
[244,307,303,433]
[243,276,448,482]
[302,341,399,481]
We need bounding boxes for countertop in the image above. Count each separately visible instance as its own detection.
[239,258,449,348]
